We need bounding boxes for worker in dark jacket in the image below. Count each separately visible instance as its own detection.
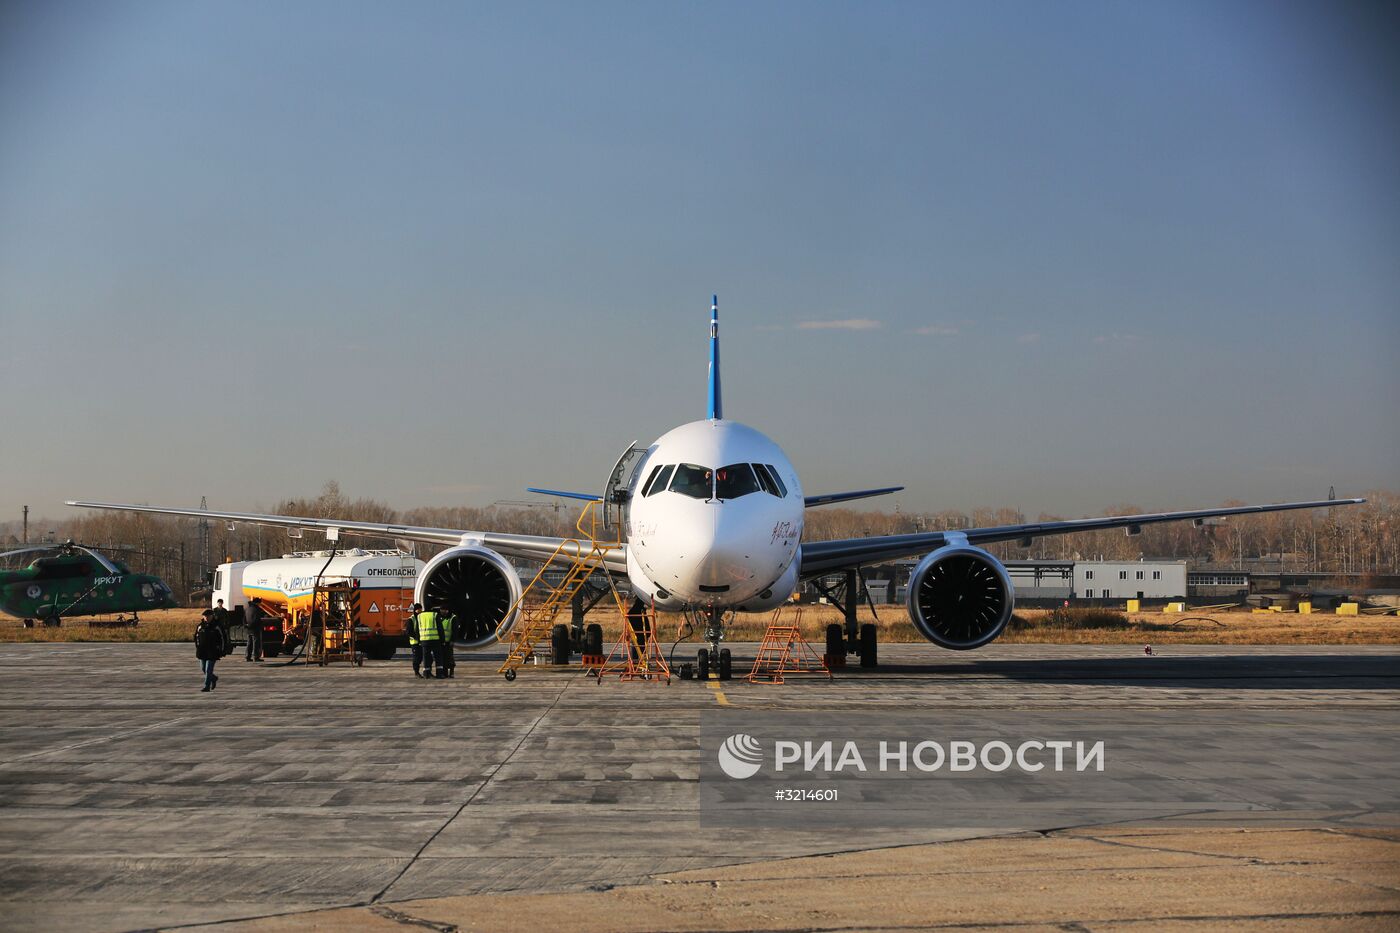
[195,612,223,691]
[244,598,265,662]
[211,599,233,656]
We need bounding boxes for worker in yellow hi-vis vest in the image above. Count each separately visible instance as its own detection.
[439,610,457,678]
[415,604,446,680]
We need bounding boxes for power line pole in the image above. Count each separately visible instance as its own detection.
[22,506,28,544]
[197,496,211,582]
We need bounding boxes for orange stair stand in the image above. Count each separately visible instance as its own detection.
[747,607,832,684]
[597,600,672,684]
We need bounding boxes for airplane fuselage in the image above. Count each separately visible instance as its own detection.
[624,419,804,613]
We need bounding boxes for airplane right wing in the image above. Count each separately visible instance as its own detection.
[799,497,1364,576]
[804,487,904,507]
[65,500,630,574]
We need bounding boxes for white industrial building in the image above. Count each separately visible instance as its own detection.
[881,559,1190,604]
[1074,560,1187,599]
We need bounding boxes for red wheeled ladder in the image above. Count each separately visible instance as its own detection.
[746,607,831,684]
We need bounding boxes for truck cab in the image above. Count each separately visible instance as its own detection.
[212,562,253,613]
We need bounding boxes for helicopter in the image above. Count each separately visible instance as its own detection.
[0,541,178,627]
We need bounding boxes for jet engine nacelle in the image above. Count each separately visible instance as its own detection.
[413,546,521,648]
[906,545,1015,650]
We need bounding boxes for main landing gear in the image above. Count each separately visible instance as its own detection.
[825,622,878,668]
[814,569,880,668]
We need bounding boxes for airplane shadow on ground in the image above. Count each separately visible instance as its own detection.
[837,654,1400,689]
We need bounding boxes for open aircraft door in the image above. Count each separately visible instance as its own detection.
[602,440,648,536]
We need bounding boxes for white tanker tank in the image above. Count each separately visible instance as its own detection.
[212,549,423,660]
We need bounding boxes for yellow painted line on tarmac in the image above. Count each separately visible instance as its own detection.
[707,678,730,706]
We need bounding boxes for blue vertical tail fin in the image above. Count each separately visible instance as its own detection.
[707,294,722,420]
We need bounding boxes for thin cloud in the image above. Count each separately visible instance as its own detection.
[1093,333,1143,347]
[913,324,960,337]
[1016,332,1041,345]
[797,318,882,331]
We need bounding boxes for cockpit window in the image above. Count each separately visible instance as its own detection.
[669,463,713,499]
[753,463,779,497]
[642,464,675,497]
[715,463,761,500]
[640,464,661,496]
[754,463,788,497]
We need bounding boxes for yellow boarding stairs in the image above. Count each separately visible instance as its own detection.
[497,500,630,681]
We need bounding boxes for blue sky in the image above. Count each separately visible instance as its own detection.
[2,0,1396,523]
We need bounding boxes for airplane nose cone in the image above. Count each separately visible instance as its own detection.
[694,507,760,592]
[638,502,773,603]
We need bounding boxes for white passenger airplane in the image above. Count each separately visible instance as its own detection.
[70,297,1362,679]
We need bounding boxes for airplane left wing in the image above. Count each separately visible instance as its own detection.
[799,497,1364,576]
[65,500,630,574]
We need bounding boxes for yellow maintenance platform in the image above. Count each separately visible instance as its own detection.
[496,500,635,681]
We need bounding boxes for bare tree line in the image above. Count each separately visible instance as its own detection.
[4,483,1395,603]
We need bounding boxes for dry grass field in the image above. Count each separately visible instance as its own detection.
[0,608,204,643]
[3,604,1397,645]
[710,604,1400,645]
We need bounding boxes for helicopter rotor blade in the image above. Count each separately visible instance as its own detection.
[0,546,59,562]
[0,543,120,573]
[70,545,121,574]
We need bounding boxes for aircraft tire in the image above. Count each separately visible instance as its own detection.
[551,624,571,665]
[718,648,732,681]
[859,623,877,668]
[825,624,844,659]
[583,623,603,657]
[697,648,710,680]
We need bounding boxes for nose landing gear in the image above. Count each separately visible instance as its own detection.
[697,607,734,680]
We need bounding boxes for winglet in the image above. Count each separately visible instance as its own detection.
[708,294,722,420]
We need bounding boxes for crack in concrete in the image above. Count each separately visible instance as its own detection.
[369,675,576,904]
[0,718,187,766]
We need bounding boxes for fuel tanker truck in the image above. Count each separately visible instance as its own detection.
[211,550,424,660]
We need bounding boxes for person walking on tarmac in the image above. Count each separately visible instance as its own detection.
[408,603,426,678]
[244,598,265,662]
[195,611,223,692]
